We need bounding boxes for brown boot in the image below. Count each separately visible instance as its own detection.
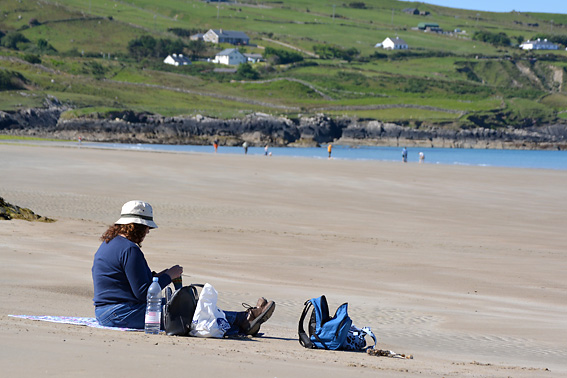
[241,297,276,336]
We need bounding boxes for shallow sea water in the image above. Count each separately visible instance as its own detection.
[79,142,567,171]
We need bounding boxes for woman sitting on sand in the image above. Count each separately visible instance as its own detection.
[91,200,275,334]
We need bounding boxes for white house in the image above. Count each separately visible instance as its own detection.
[213,48,247,65]
[244,53,264,63]
[203,29,250,45]
[381,37,409,50]
[163,53,191,66]
[520,38,558,50]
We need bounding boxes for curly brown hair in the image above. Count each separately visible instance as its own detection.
[101,223,149,246]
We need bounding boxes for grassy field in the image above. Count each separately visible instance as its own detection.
[0,0,566,128]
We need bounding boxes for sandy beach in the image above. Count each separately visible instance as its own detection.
[1,142,566,377]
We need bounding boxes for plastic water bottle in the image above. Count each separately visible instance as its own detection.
[145,277,163,334]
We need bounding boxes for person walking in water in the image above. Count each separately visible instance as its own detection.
[327,144,332,159]
[242,141,248,155]
[419,151,425,164]
[402,147,408,163]
[213,139,219,153]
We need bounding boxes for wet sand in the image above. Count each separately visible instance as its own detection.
[1,142,566,377]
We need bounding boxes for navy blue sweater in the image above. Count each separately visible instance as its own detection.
[92,236,171,306]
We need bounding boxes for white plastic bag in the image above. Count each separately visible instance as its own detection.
[189,283,230,338]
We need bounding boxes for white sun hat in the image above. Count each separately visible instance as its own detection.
[115,200,158,229]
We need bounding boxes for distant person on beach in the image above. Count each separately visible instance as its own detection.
[264,144,269,156]
[213,139,219,153]
[328,143,332,159]
[402,147,408,163]
[419,151,425,164]
[242,141,248,155]
[91,200,275,334]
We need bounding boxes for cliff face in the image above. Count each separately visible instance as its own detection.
[1,107,566,150]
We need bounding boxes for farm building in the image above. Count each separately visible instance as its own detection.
[417,22,441,31]
[381,37,409,50]
[163,54,191,66]
[213,48,247,65]
[203,29,250,45]
[520,38,559,50]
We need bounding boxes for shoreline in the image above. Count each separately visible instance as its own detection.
[2,139,566,171]
[3,128,566,151]
[2,106,567,151]
[1,143,566,377]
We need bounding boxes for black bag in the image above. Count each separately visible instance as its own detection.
[163,284,203,336]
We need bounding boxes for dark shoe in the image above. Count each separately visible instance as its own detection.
[242,297,275,336]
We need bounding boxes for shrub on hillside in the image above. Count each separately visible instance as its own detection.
[81,61,106,79]
[348,2,366,9]
[168,28,205,37]
[0,70,26,90]
[313,44,359,62]
[129,35,157,57]
[369,51,387,60]
[291,60,318,68]
[22,54,41,64]
[389,50,454,60]
[264,47,303,64]
[36,38,57,53]
[128,35,185,58]
[236,63,260,80]
[186,40,207,59]
[1,32,30,50]
[473,31,511,47]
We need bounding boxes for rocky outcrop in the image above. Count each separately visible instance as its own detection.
[0,197,55,222]
[339,120,567,149]
[1,106,567,150]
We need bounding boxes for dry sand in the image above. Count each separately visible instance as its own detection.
[1,142,566,377]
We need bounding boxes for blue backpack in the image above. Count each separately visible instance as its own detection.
[298,295,352,350]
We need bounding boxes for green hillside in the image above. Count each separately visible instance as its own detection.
[1,0,566,128]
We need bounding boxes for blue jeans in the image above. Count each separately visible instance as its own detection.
[95,302,147,329]
[224,310,247,336]
[95,304,245,333]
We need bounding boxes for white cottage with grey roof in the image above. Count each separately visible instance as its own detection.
[163,53,191,66]
[381,37,408,50]
[203,29,250,45]
[213,48,247,65]
[520,38,558,50]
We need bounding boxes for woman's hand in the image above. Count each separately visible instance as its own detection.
[165,265,183,279]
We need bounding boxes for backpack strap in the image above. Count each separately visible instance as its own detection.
[361,326,377,349]
[311,329,330,350]
[298,300,315,349]
[187,283,203,298]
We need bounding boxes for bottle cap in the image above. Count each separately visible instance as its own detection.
[152,277,158,282]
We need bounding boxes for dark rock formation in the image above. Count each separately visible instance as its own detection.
[0,197,55,222]
[1,105,567,150]
[339,120,567,150]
